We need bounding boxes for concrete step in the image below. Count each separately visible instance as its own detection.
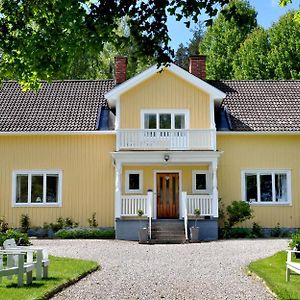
[150,220,186,244]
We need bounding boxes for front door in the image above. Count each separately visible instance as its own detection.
[156,173,179,219]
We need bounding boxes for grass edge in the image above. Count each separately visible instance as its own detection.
[40,262,100,300]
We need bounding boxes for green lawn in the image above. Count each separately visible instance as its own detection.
[249,251,300,300]
[0,255,99,300]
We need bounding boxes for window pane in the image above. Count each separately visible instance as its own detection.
[159,114,171,129]
[144,114,156,129]
[31,175,43,203]
[46,175,58,203]
[245,174,257,202]
[16,175,28,203]
[196,174,206,190]
[175,114,185,129]
[129,174,140,190]
[260,174,272,202]
[275,174,288,202]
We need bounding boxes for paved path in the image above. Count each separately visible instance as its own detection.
[33,239,288,300]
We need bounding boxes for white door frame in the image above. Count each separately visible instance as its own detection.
[153,170,182,219]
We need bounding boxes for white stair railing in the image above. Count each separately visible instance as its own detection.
[147,191,153,240]
[182,192,188,240]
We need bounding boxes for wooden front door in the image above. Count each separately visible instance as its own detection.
[157,173,179,219]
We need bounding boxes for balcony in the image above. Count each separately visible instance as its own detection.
[117,129,216,151]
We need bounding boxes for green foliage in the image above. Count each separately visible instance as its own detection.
[20,214,30,233]
[88,212,98,228]
[137,209,144,217]
[268,11,300,79]
[0,255,99,300]
[55,228,115,239]
[200,0,257,79]
[0,216,9,233]
[0,229,30,246]
[249,251,300,299]
[233,28,271,79]
[271,223,282,237]
[222,227,252,238]
[50,217,79,232]
[289,231,300,249]
[226,200,253,227]
[0,0,231,89]
[251,222,263,238]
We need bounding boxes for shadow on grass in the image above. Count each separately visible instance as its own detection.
[5,277,61,288]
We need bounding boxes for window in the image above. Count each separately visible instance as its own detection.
[125,171,143,194]
[192,171,209,194]
[142,110,189,130]
[13,171,62,207]
[242,170,291,204]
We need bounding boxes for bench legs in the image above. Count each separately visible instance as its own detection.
[286,267,291,282]
[43,266,49,279]
[26,270,33,285]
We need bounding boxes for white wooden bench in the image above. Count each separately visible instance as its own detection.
[286,250,300,281]
[0,250,35,287]
[3,239,50,280]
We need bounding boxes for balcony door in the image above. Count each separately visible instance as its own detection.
[156,173,179,219]
[143,110,188,149]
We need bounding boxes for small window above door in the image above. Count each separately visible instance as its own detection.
[142,110,189,130]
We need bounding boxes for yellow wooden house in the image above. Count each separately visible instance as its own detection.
[0,56,299,241]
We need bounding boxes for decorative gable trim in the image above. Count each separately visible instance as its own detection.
[105,63,226,106]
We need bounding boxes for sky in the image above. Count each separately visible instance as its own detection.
[168,0,300,50]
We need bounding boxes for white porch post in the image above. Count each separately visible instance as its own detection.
[115,161,122,219]
[212,160,219,218]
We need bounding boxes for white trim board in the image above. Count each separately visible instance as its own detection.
[105,63,226,106]
[0,130,116,136]
[217,131,300,136]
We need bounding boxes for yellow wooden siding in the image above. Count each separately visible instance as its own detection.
[120,70,211,129]
[122,165,209,195]
[217,134,300,228]
[0,135,115,227]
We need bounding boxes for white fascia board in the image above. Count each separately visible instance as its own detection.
[217,131,300,136]
[112,150,222,165]
[105,63,226,106]
[0,130,116,136]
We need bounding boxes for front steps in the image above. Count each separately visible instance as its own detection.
[150,220,186,244]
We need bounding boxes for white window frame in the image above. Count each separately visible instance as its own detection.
[141,109,190,130]
[125,170,143,194]
[241,169,292,205]
[192,170,209,194]
[12,170,63,207]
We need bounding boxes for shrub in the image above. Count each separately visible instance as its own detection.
[55,228,115,239]
[0,229,30,246]
[221,227,252,239]
[271,223,282,237]
[20,214,30,233]
[88,213,98,228]
[0,216,9,233]
[50,217,79,232]
[289,231,300,249]
[226,201,253,227]
[251,222,263,238]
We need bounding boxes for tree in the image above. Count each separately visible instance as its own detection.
[199,0,257,79]
[0,0,231,89]
[175,22,204,69]
[279,0,300,22]
[233,28,271,79]
[268,11,300,79]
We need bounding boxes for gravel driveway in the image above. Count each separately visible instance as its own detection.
[32,239,288,300]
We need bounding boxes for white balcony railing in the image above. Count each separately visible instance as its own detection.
[117,129,216,150]
[186,194,213,216]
